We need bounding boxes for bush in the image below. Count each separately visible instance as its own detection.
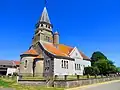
[84,66,100,78]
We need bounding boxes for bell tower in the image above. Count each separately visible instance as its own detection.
[32,6,53,45]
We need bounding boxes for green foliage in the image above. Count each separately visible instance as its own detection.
[93,67,100,75]
[84,67,93,75]
[93,59,108,75]
[116,67,120,72]
[91,51,107,62]
[84,66,100,77]
[91,51,118,75]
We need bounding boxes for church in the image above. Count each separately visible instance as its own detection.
[19,6,91,77]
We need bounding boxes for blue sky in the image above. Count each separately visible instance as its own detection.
[0,0,120,66]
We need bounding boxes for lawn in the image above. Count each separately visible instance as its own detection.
[0,77,63,90]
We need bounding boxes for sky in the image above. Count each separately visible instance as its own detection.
[0,0,120,66]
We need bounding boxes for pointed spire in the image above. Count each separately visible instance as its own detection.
[40,7,51,24]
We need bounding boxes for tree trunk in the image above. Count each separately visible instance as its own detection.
[64,75,67,80]
[101,74,103,78]
[87,74,90,79]
[95,74,97,78]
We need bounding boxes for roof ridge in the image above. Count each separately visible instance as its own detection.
[59,44,74,49]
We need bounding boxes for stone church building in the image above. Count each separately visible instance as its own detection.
[19,6,91,77]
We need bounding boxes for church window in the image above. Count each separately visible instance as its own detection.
[64,61,66,68]
[45,36,50,42]
[24,60,27,68]
[66,61,68,69]
[41,24,43,27]
[77,64,79,70]
[79,64,81,70]
[48,37,50,42]
[48,25,50,29]
[61,60,68,69]
[75,64,76,70]
[46,25,47,28]
[61,60,63,68]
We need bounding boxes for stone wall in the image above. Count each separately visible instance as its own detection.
[18,76,120,88]
[18,80,46,86]
[54,77,120,88]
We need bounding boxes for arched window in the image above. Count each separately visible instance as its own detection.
[46,25,47,28]
[41,24,43,27]
[66,61,68,69]
[24,60,27,68]
[48,25,50,29]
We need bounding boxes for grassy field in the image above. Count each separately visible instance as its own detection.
[0,77,63,90]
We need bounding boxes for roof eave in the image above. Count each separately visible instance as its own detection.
[83,58,91,61]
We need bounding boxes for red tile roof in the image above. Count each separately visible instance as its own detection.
[58,44,73,55]
[21,42,90,60]
[41,42,68,57]
[23,48,38,55]
[58,44,90,60]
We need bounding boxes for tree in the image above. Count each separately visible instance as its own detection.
[91,51,118,76]
[84,66,100,78]
[107,60,117,74]
[84,67,93,78]
[92,67,100,78]
[93,59,117,76]
[93,59,109,75]
[91,51,107,66]
[116,67,120,73]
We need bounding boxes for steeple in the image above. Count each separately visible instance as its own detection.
[35,6,53,30]
[40,7,51,24]
[33,5,53,45]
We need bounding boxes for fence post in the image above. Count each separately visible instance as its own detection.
[64,75,67,80]
[77,75,79,80]
[54,75,57,80]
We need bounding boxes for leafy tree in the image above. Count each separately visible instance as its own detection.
[107,60,117,74]
[84,67,93,78]
[116,67,120,73]
[93,59,107,75]
[84,66,100,78]
[91,51,118,76]
[91,51,107,66]
[92,67,100,78]
[93,59,117,75]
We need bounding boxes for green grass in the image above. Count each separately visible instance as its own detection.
[0,77,63,90]
[22,75,106,81]
[22,76,45,80]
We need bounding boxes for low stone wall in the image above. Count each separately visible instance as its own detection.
[18,76,120,88]
[18,80,46,86]
[54,77,120,88]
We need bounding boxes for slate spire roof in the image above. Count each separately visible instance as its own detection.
[40,7,51,24]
